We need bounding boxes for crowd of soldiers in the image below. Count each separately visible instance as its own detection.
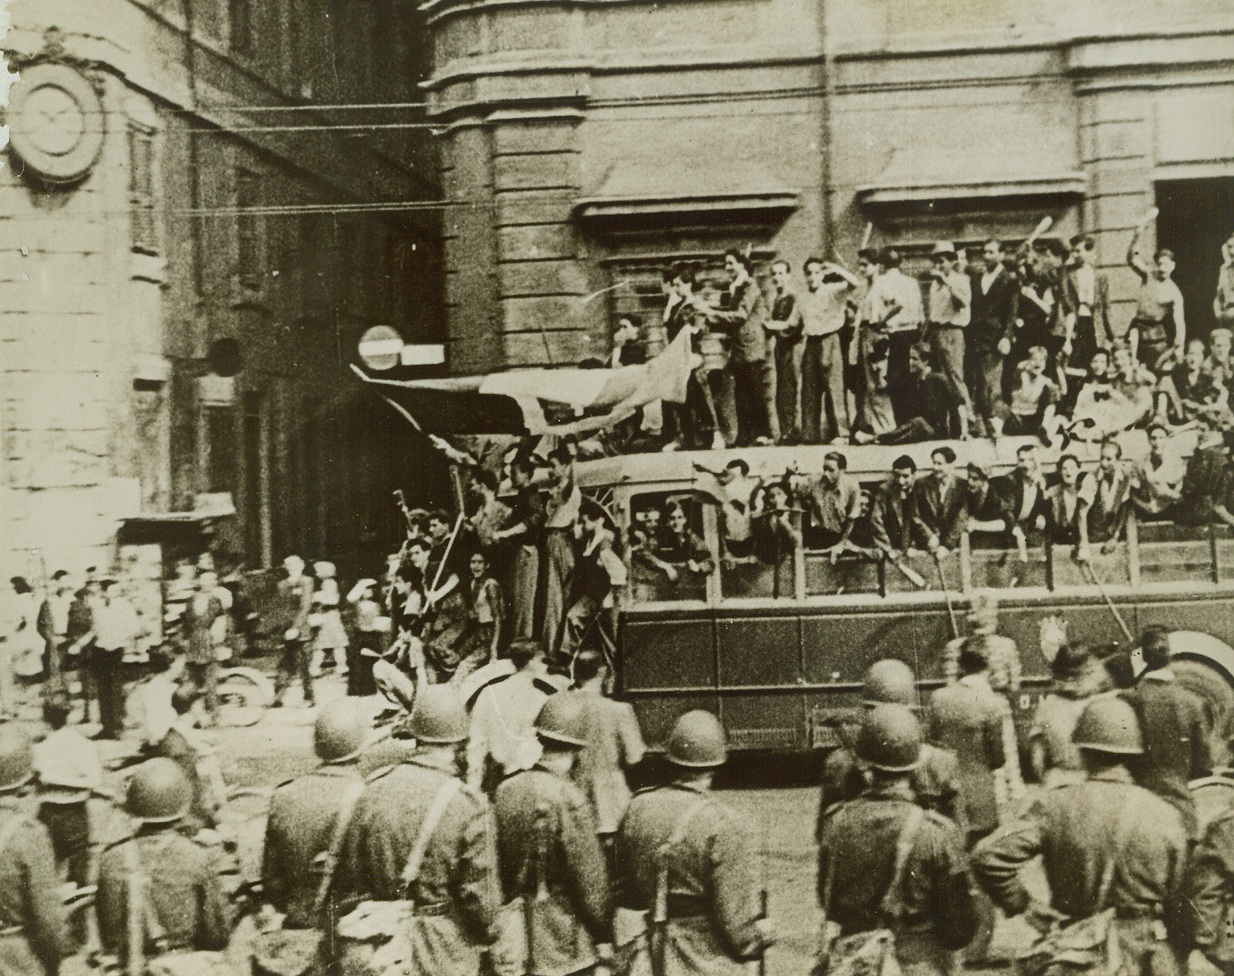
[3,604,1234,976]
[597,228,1234,455]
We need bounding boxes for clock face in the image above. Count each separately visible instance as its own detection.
[7,63,105,184]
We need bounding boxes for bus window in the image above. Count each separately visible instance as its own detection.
[804,485,882,596]
[628,493,713,602]
[722,479,800,599]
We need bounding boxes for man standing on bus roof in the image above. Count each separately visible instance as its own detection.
[1127,214,1186,375]
[613,710,775,976]
[1214,230,1234,331]
[800,257,862,446]
[910,445,967,557]
[766,259,805,444]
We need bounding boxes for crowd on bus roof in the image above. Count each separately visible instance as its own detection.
[591,224,1234,456]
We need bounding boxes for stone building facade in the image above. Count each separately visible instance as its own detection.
[420,0,1234,372]
[1,0,443,579]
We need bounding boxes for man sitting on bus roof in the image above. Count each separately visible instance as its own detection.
[876,342,968,445]
[910,446,967,557]
[868,455,918,560]
[803,451,862,554]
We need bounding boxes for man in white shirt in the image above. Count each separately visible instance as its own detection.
[866,247,924,414]
[467,637,555,791]
[91,579,141,739]
[800,256,862,444]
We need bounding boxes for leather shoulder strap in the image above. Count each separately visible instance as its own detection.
[401,776,463,889]
[312,779,366,916]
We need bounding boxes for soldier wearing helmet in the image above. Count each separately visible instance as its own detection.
[333,686,499,976]
[491,693,612,975]
[816,659,964,835]
[613,710,775,976]
[260,699,371,955]
[817,705,977,976]
[973,697,1188,973]
[95,758,231,967]
[0,727,72,976]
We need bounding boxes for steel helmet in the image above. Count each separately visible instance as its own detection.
[314,699,369,763]
[409,686,469,744]
[862,660,917,708]
[535,694,589,748]
[856,704,922,772]
[0,727,34,794]
[1072,696,1143,755]
[126,758,192,823]
[665,710,727,768]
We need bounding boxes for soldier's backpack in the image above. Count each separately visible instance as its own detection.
[1014,807,1134,976]
[334,776,462,976]
[252,778,365,976]
[812,805,925,976]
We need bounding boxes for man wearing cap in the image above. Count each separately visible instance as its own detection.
[260,699,370,966]
[492,694,612,976]
[973,696,1188,974]
[815,660,964,831]
[614,710,774,975]
[273,555,316,708]
[1122,626,1213,840]
[0,728,72,976]
[96,758,232,967]
[925,241,974,430]
[910,446,967,557]
[817,705,977,976]
[334,686,499,976]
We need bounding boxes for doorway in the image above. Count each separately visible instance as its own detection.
[1155,178,1234,340]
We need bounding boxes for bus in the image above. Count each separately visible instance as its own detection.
[573,431,1234,756]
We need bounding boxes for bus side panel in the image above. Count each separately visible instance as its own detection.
[715,615,800,687]
[801,607,952,685]
[621,615,715,691]
[1135,594,1234,637]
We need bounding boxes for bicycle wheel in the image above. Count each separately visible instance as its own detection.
[216,668,270,727]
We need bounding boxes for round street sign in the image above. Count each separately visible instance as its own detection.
[358,325,403,371]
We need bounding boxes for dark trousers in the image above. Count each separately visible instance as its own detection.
[774,338,802,440]
[185,660,219,721]
[732,359,771,445]
[274,639,314,704]
[887,328,921,420]
[664,369,718,448]
[801,333,849,442]
[92,648,125,739]
[877,416,938,445]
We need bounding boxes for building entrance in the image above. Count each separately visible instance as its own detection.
[1156,178,1234,340]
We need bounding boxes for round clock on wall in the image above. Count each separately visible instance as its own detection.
[6,63,105,184]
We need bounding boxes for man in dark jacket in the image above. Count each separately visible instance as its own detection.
[968,239,1019,434]
[1123,626,1214,839]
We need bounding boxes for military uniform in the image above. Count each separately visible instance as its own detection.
[0,801,72,975]
[818,782,977,976]
[614,783,768,976]
[492,765,611,975]
[95,827,232,965]
[972,768,1188,972]
[263,764,366,930]
[1184,805,1234,969]
[333,759,499,976]
[815,741,966,840]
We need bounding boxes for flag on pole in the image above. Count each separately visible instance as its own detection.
[353,326,693,437]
